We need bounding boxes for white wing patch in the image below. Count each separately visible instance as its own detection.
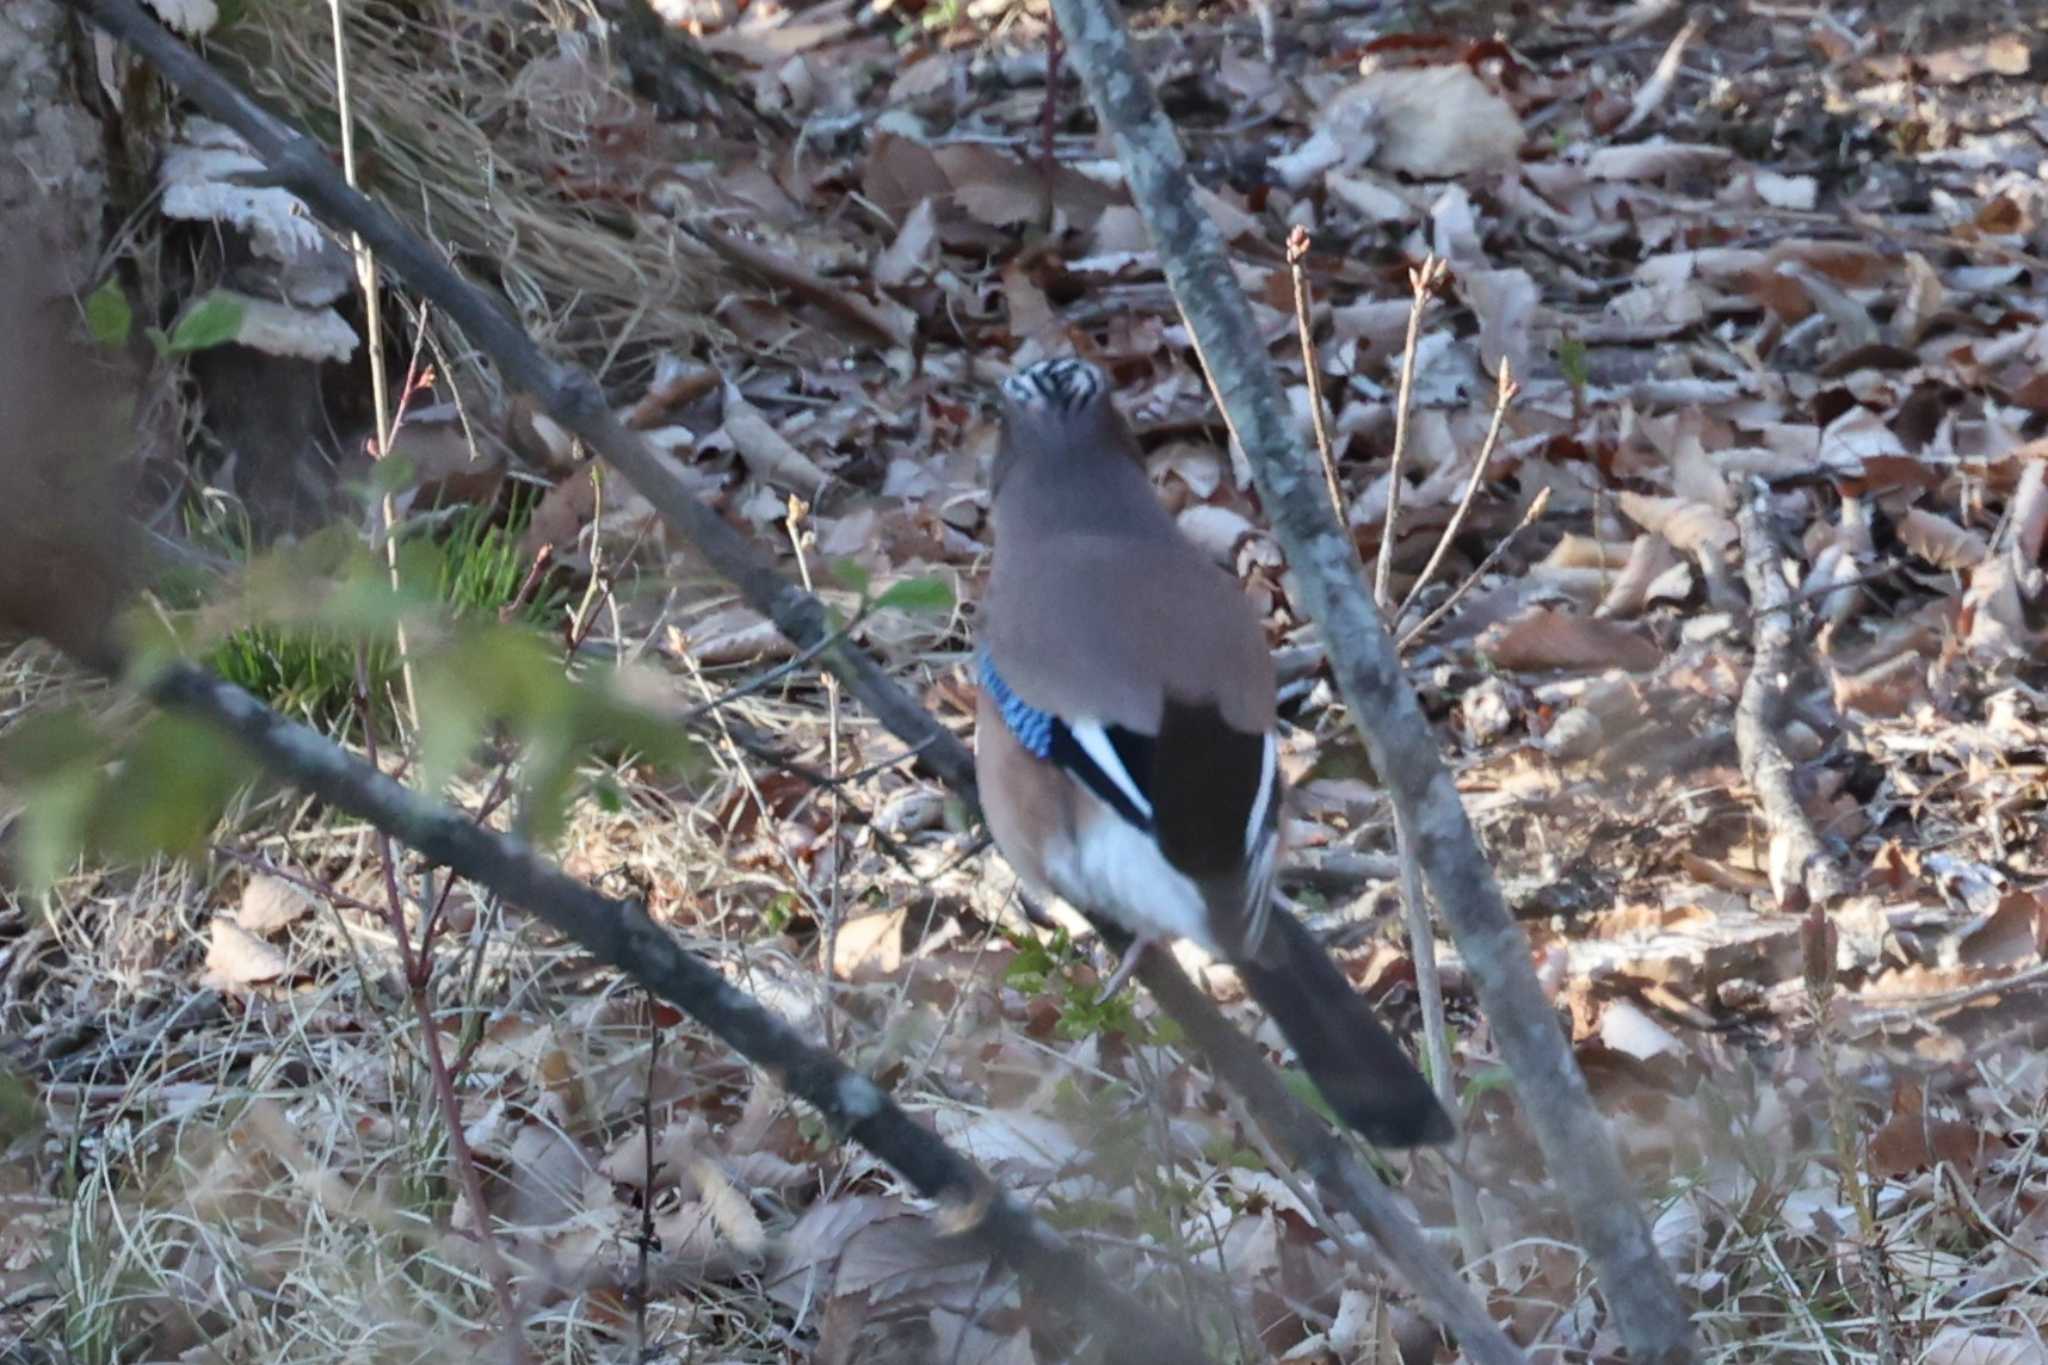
[1244,732,1277,852]
[1240,732,1281,956]
[1044,809,1215,952]
[1066,718,1154,823]
[1242,824,1280,958]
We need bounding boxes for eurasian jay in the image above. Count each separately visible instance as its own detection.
[974,357,1454,1149]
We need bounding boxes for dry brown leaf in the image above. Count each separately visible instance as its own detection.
[1919,1330,2048,1365]
[721,388,832,493]
[1597,534,1681,618]
[205,918,289,986]
[1584,141,1732,183]
[873,197,938,288]
[1829,649,1931,719]
[1001,257,1060,347]
[237,874,314,933]
[936,1108,1082,1174]
[862,132,952,224]
[503,1122,592,1227]
[1480,607,1663,674]
[1176,503,1255,563]
[1354,64,1523,179]
[1616,491,1736,554]
[932,144,1046,227]
[1868,1081,1984,1178]
[688,1155,769,1257]
[1961,550,2044,661]
[670,608,795,667]
[1598,999,1684,1061]
[1543,533,1633,571]
[833,1210,987,1304]
[932,1308,1037,1365]
[1899,508,1990,570]
[831,908,906,980]
[1959,893,2048,969]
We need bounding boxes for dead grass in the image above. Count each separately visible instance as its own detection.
[217,0,724,401]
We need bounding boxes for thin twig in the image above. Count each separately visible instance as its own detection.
[329,0,418,732]
[1396,358,1519,625]
[632,1002,662,1355]
[1042,12,1063,193]
[1374,256,1447,613]
[354,660,530,1364]
[1390,806,1485,1267]
[566,467,608,645]
[1287,226,1344,527]
[1397,487,1551,652]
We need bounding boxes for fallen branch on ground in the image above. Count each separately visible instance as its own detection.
[1733,480,1851,908]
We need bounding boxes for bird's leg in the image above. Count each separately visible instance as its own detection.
[1096,934,1155,1001]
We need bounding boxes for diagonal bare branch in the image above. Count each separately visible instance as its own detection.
[142,657,1207,1361]
[1040,0,1698,1357]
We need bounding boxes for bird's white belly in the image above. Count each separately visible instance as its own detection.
[1040,813,1217,952]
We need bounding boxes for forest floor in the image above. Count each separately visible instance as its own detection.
[7,0,2048,1360]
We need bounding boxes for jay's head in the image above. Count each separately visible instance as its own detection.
[992,358,1143,495]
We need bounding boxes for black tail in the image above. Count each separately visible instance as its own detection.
[1236,912,1455,1148]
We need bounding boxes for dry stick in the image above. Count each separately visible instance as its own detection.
[1286,227,1344,526]
[1731,481,1851,908]
[1801,911,1905,1362]
[1388,807,1484,1267]
[75,0,1501,1347]
[142,659,1209,1363]
[1043,0,1697,1357]
[632,1006,663,1356]
[1288,227,1483,1266]
[1394,359,1519,627]
[328,0,418,732]
[68,0,978,809]
[1374,256,1447,614]
[353,668,530,1364]
[1396,488,1551,654]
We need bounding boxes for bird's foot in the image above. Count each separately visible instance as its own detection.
[1097,936,1154,1002]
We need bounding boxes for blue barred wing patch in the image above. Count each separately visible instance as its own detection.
[979,648,1054,759]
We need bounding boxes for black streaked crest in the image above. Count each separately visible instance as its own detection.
[1000,358,1107,414]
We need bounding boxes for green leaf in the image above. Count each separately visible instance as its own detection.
[14,764,102,892]
[166,292,246,355]
[0,707,104,783]
[1460,1064,1516,1099]
[1556,334,1589,390]
[1280,1068,1342,1129]
[829,559,872,595]
[415,627,560,795]
[0,1067,42,1143]
[97,715,245,863]
[85,279,132,347]
[368,450,418,494]
[873,574,954,614]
